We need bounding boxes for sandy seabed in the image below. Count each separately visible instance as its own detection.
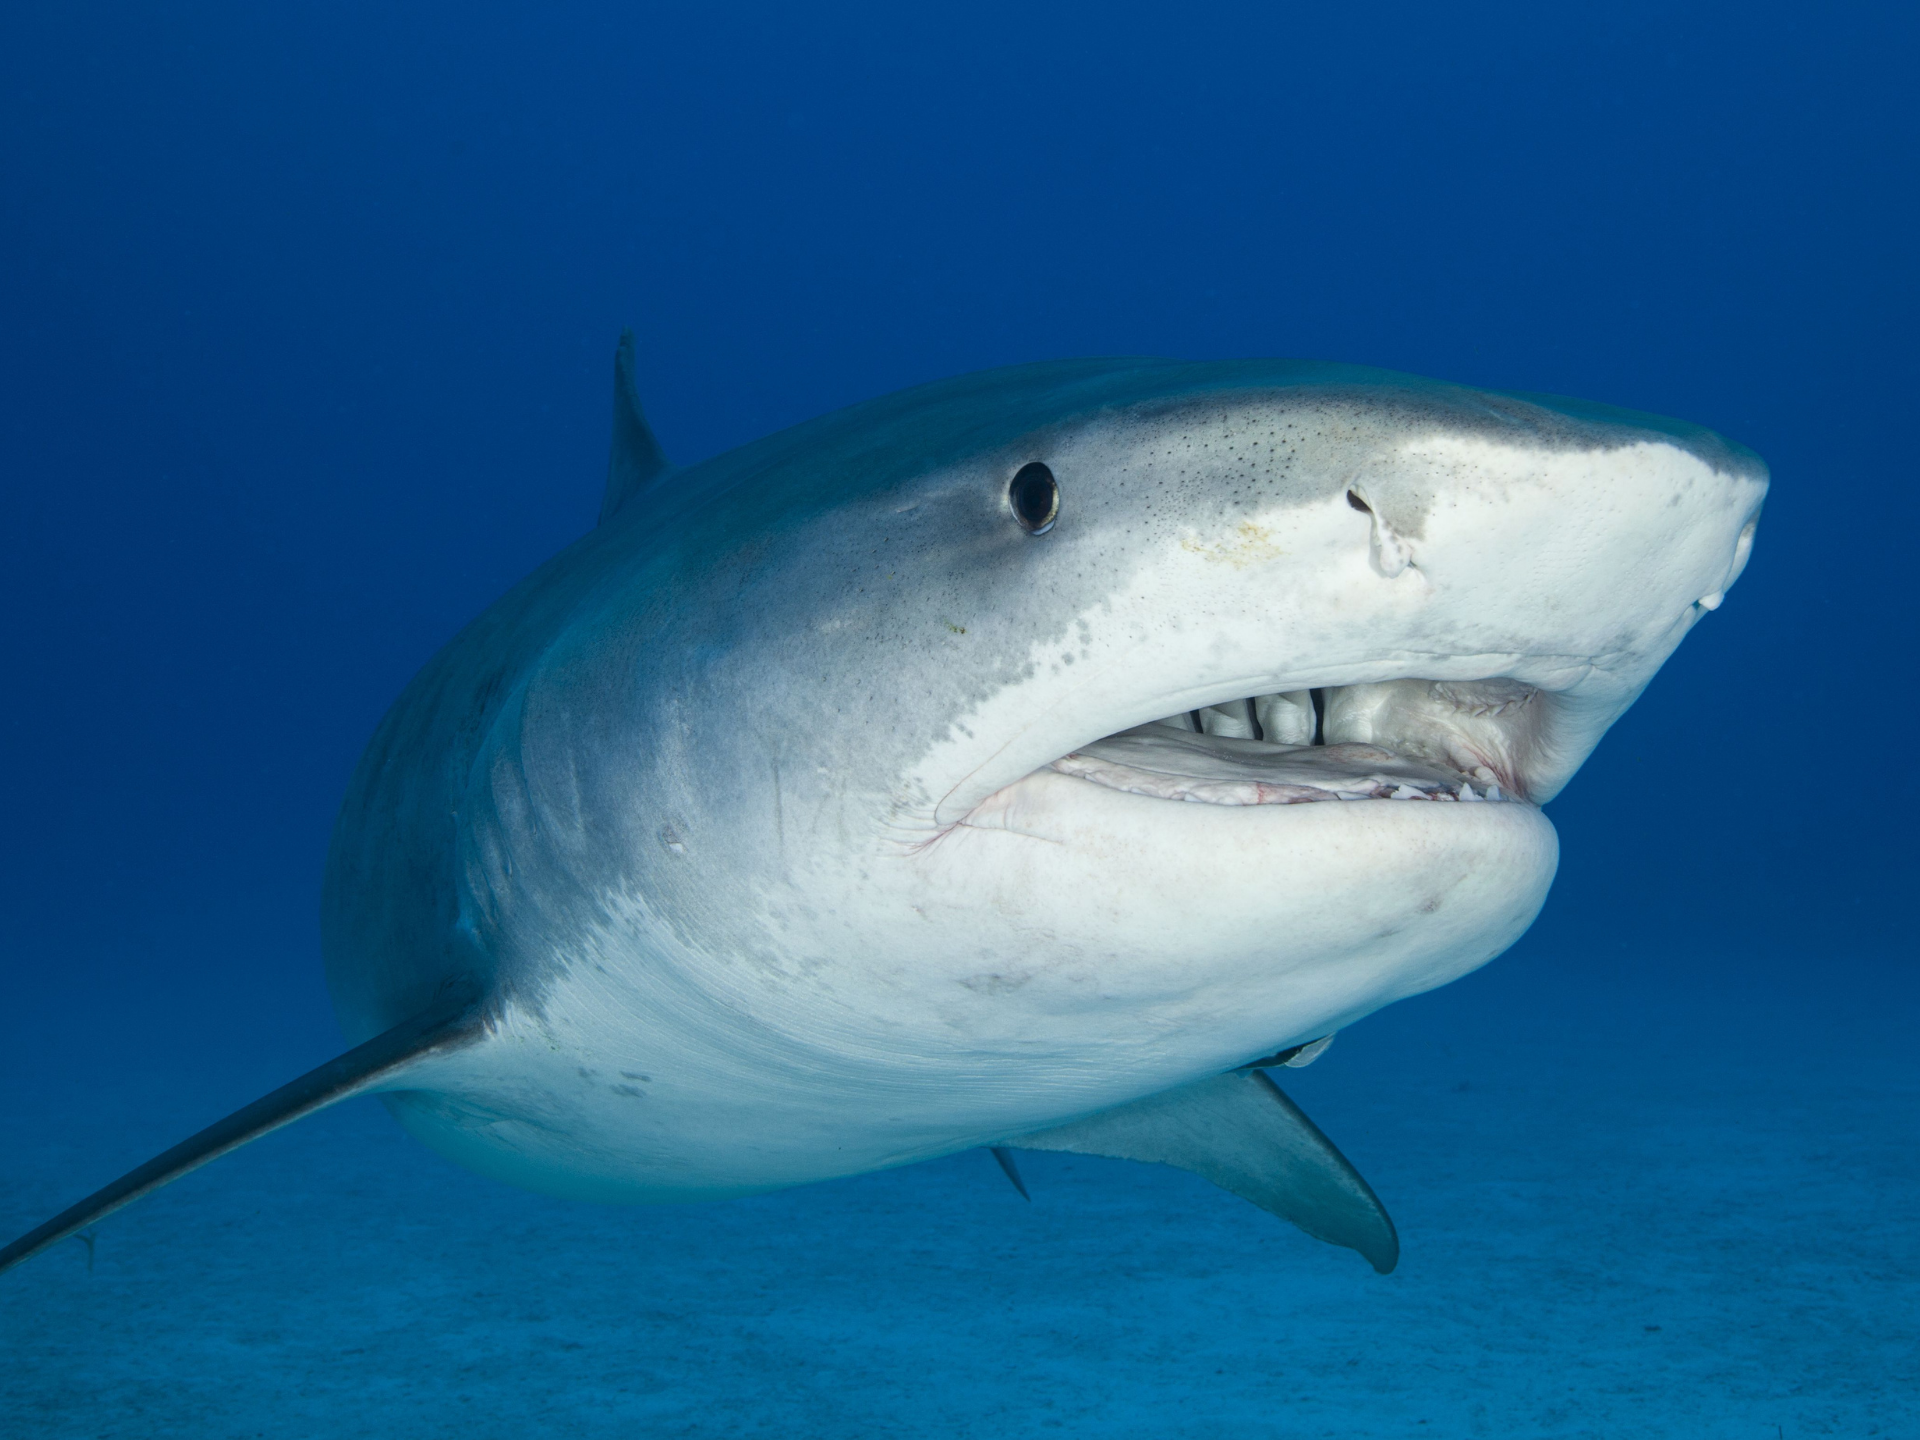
[3,969,1914,1440]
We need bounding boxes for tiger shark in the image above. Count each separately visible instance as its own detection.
[1,337,1765,1275]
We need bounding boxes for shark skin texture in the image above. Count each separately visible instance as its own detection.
[0,336,1766,1275]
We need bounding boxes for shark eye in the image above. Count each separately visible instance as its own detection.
[1008,462,1059,535]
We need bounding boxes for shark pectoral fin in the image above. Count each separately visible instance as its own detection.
[597,327,673,525]
[1007,1068,1399,1274]
[0,993,487,1277]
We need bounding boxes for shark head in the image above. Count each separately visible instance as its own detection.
[344,354,1764,1201]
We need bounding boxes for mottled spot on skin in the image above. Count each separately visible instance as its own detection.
[959,972,1032,994]
[620,1072,651,1081]
[1179,519,1286,567]
[611,1085,646,1098]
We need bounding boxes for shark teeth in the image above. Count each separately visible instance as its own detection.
[1253,690,1317,745]
[1197,698,1259,739]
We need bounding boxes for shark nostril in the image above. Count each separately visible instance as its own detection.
[1346,490,1372,514]
[1009,462,1060,535]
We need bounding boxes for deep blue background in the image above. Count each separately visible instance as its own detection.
[2,4,1912,1118]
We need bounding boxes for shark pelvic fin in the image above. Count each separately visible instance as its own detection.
[0,992,487,1277]
[597,327,673,524]
[1007,1068,1399,1273]
[988,1146,1030,1200]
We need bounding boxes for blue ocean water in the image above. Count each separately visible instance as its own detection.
[1,3,1913,1435]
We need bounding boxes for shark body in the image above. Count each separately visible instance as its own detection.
[2,340,1766,1275]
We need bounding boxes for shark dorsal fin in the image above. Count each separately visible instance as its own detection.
[598,328,672,525]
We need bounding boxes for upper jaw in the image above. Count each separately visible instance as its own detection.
[909,422,1761,833]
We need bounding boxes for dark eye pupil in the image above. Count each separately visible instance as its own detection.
[1009,462,1059,534]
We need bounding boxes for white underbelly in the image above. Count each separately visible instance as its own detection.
[383,784,1557,1202]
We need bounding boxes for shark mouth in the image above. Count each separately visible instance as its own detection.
[1049,680,1542,808]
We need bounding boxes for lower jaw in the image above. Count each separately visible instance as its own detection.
[953,765,1558,1030]
[1053,730,1514,808]
[1047,721,1518,812]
